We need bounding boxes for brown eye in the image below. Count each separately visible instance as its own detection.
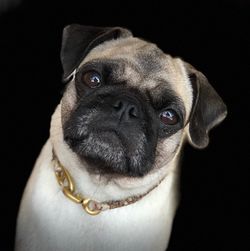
[160,109,179,125]
[82,71,102,88]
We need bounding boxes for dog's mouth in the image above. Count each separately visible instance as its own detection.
[62,89,159,177]
[64,124,156,177]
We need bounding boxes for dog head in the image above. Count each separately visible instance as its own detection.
[57,24,227,178]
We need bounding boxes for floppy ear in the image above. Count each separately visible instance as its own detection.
[60,24,132,81]
[185,63,227,149]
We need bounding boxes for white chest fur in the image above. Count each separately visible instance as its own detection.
[15,140,179,251]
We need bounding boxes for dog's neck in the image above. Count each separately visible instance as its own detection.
[52,149,170,215]
[50,104,181,202]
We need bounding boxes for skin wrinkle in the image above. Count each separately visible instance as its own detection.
[76,58,186,117]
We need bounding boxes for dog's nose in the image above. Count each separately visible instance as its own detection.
[111,97,140,121]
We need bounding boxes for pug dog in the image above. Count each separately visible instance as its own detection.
[15,25,227,251]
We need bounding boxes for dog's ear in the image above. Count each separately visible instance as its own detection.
[60,24,132,81]
[184,62,227,149]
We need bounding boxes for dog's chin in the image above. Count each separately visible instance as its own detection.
[65,130,154,177]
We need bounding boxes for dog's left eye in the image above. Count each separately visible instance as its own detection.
[82,71,102,88]
[160,109,179,125]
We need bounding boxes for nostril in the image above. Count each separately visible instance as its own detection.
[129,106,138,117]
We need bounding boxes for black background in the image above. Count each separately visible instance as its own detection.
[1,0,249,250]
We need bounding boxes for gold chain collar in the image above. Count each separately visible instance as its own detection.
[52,150,163,216]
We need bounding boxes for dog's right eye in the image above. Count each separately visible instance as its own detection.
[82,71,102,88]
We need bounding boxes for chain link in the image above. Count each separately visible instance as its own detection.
[53,156,101,215]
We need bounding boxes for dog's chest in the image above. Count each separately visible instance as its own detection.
[16,141,178,251]
[47,196,176,251]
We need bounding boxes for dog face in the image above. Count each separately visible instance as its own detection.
[59,25,227,178]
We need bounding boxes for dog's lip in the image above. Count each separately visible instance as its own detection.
[65,128,126,154]
[88,127,126,143]
[66,127,123,140]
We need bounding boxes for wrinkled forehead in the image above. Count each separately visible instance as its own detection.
[79,37,193,119]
